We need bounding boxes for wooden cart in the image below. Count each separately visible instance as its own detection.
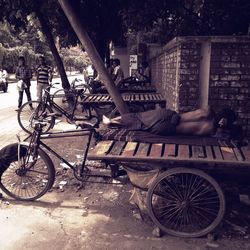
[87,129,250,238]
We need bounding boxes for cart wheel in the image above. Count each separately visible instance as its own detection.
[147,168,225,238]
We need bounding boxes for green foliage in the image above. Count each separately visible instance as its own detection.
[60,46,91,72]
[0,20,51,72]
[120,0,250,44]
[1,0,249,64]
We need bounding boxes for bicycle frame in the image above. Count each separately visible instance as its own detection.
[21,121,122,184]
[44,88,83,121]
[37,128,94,178]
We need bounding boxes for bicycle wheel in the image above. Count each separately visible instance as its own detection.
[0,144,55,201]
[52,89,77,113]
[18,101,55,134]
[147,168,225,238]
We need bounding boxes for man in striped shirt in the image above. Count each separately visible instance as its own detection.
[36,56,53,101]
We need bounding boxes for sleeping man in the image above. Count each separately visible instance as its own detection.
[103,106,243,141]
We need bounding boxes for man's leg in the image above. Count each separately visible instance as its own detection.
[103,113,138,127]
[25,87,33,108]
[25,87,32,102]
[18,90,24,108]
[103,115,123,125]
[37,83,43,101]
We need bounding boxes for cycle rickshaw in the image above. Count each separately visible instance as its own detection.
[0,118,249,238]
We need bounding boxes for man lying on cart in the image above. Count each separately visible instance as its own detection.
[103,106,244,144]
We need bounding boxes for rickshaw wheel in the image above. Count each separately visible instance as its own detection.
[147,168,225,238]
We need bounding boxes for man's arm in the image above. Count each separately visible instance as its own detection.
[15,67,20,80]
[35,66,39,82]
[28,68,33,80]
[48,67,53,82]
[112,66,118,81]
[2,70,8,78]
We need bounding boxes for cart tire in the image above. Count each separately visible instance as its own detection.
[0,144,55,201]
[18,101,55,134]
[147,168,225,238]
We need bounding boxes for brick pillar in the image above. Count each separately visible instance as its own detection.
[199,40,211,108]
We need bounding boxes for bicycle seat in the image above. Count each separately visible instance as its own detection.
[75,117,99,130]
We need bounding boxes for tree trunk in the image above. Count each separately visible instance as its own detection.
[59,0,129,115]
[96,37,106,62]
[35,10,70,89]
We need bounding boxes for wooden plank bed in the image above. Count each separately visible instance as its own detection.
[95,85,156,93]
[88,136,250,167]
[81,93,166,117]
[81,93,166,106]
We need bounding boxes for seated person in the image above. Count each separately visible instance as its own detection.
[103,107,243,141]
[135,61,151,83]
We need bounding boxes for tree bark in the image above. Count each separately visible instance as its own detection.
[35,10,70,89]
[58,0,129,115]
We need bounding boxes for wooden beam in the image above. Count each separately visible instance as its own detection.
[58,0,129,115]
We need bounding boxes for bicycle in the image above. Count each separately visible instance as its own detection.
[0,118,101,201]
[17,82,90,134]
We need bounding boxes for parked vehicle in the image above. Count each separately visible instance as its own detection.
[0,69,8,93]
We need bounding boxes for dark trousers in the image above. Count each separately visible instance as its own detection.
[18,87,32,108]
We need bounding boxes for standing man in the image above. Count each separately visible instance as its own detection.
[112,58,124,86]
[36,56,53,101]
[15,56,33,111]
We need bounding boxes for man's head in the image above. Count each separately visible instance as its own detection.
[18,56,25,66]
[38,56,46,65]
[113,58,120,66]
[215,107,237,128]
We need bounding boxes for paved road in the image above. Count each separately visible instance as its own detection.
[0,74,84,148]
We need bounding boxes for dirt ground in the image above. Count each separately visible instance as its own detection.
[1,122,250,250]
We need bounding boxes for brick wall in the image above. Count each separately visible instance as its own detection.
[209,42,250,136]
[151,47,179,110]
[178,42,201,112]
[150,36,250,137]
